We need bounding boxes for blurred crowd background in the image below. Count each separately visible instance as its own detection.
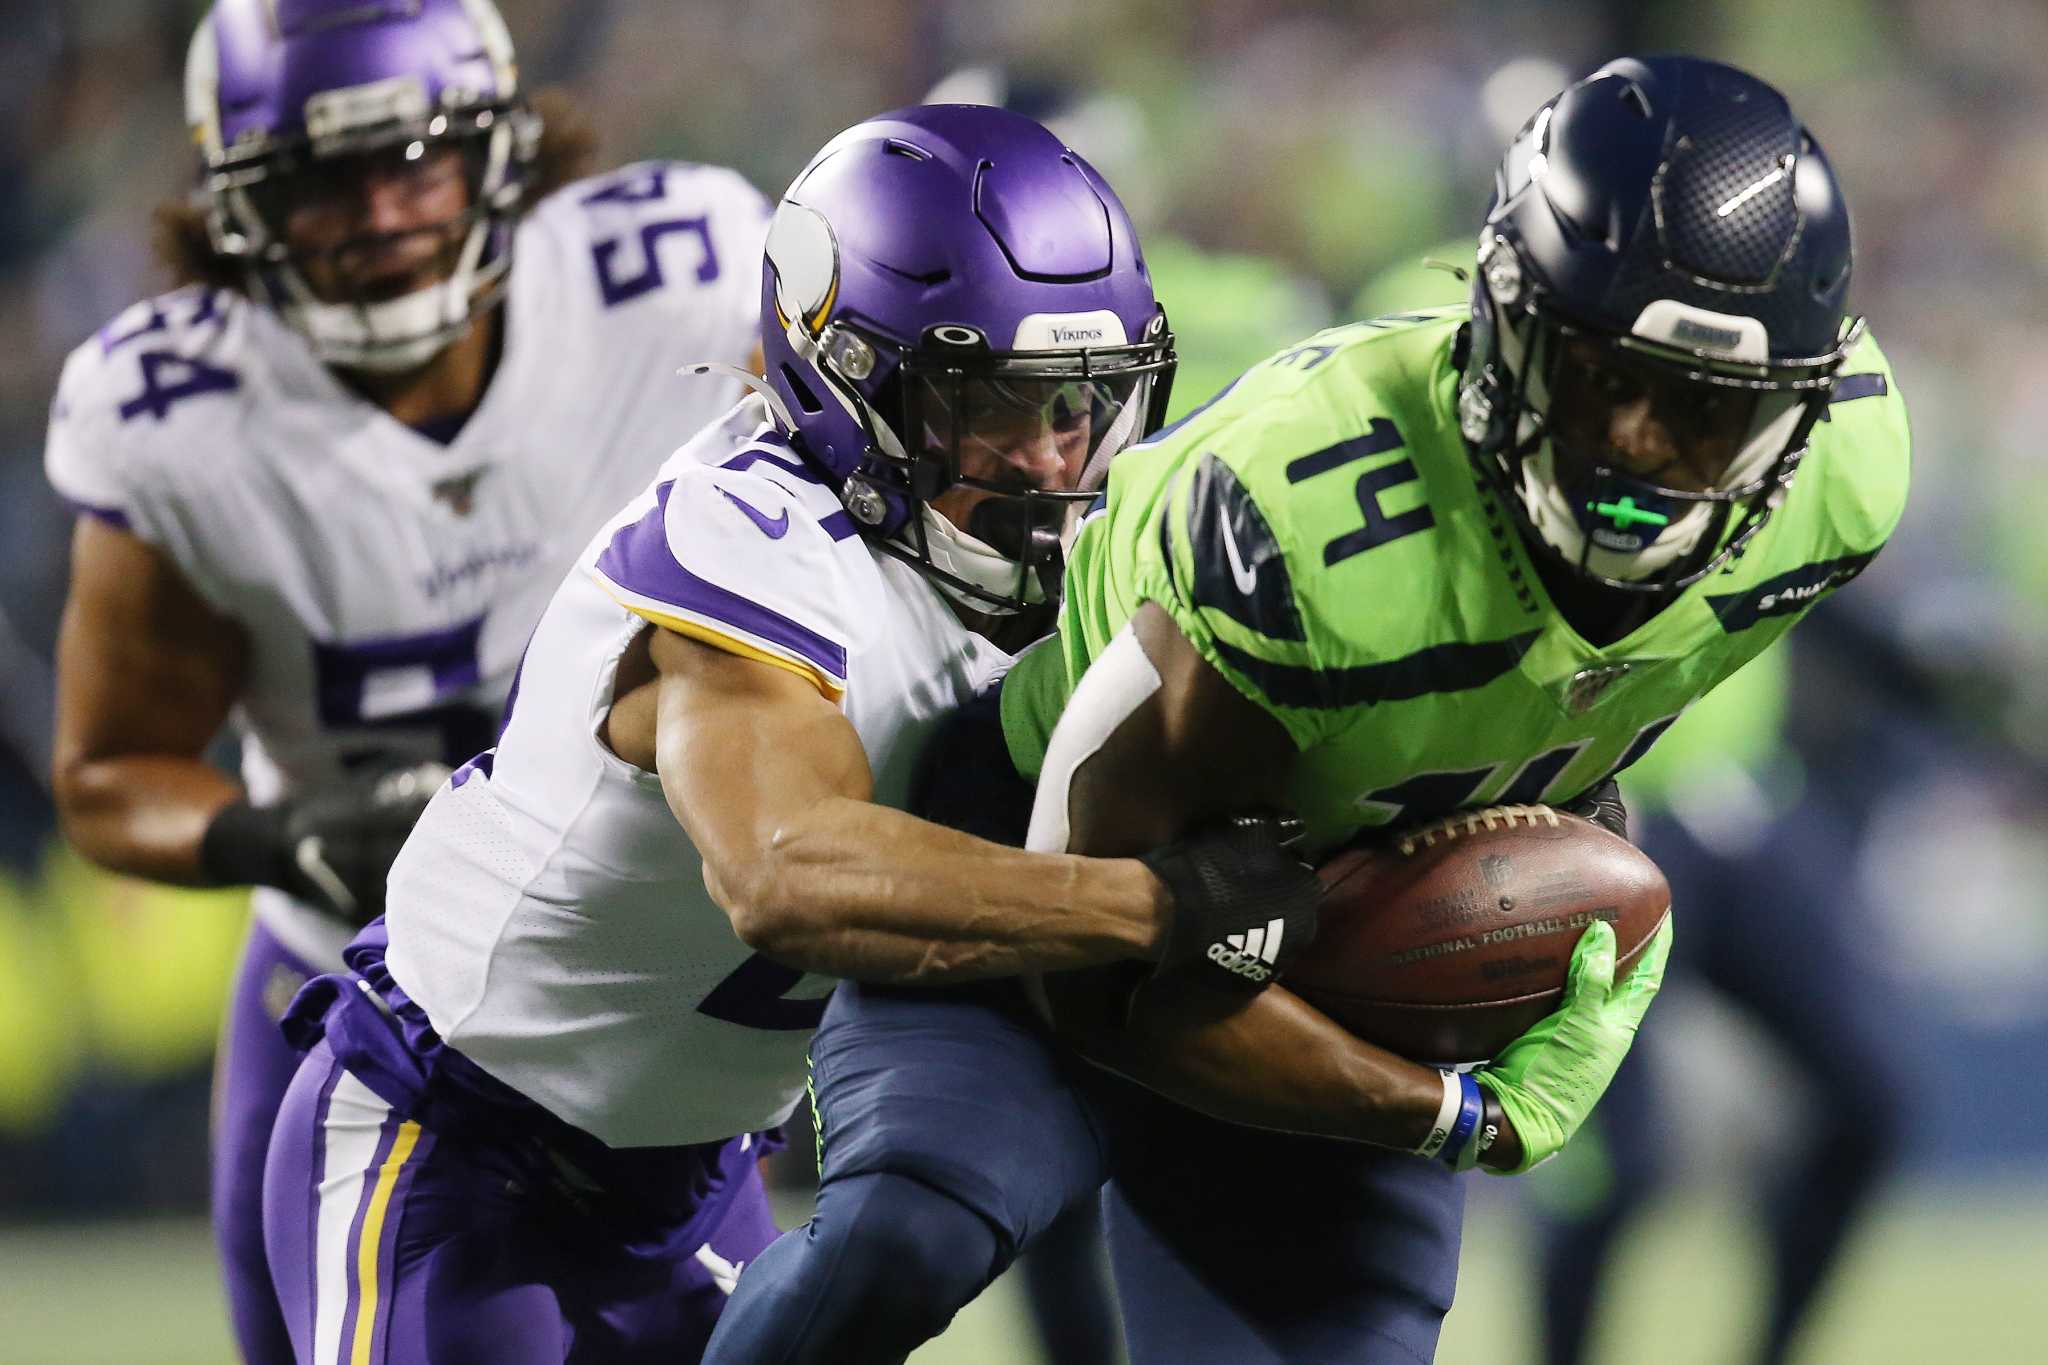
[2,0,2046,1361]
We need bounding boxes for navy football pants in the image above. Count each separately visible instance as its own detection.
[703,979,1465,1364]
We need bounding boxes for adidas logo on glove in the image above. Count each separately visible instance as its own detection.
[1206,917,1288,982]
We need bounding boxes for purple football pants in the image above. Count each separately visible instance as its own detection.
[262,1039,778,1365]
[216,919,320,1365]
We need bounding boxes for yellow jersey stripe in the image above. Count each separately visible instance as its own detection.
[638,609,846,701]
[589,578,847,702]
[350,1120,422,1365]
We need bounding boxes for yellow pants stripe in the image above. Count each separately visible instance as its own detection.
[349,1120,422,1365]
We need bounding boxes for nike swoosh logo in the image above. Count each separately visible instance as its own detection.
[1716,163,1788,218]
[1218,507,1257,595]
[720,488,790,539]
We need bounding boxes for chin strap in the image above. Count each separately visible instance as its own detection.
[679,362,799,431]
[281,275,488,373]
[905,504,1040,615]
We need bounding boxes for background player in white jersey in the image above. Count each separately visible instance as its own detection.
[259,102,1326,1364]
[41,2,766,1360]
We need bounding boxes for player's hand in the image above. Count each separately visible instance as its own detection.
[282,761,449,923]
[1559,777,1629,842]
[1473,914,1671,1173]
[202,761,449,925]
[1141,815,1319,993]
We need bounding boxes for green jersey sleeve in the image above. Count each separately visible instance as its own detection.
[1802,329,1911,556]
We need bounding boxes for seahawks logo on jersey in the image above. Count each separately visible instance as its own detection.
[1561,663,1633,715]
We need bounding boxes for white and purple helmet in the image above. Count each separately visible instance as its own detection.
[758,104,1174,614]
[184,0,541,372]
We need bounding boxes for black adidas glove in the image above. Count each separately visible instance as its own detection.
[1141,815,1320,994]
[200,761,450,926]
[1560,777,1629,842]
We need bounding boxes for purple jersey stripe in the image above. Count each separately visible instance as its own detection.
[595,480,849,682]
[818,511,858,542]
[310,617,487,729]
[63,496,131,531]
[719,441,825,486]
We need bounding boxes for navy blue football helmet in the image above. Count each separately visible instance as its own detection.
[1458,55,1861,592]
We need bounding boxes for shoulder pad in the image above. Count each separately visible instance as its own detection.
[45,286,248,527]
[1804,327,1911,556]
[586,462,856,699]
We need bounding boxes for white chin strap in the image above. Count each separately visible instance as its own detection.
[281,267,491,373]
[682,362,798,430]
[277,200,502,373]
[908,504,1043,614]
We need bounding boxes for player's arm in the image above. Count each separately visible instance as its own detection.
[51,518,438,920]
[1030,603,1502,1156]
[615,622,1296,986]
[1041,603,1663,1172]
[51,516,248,882]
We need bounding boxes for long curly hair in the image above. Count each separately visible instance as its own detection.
[151,87,599,292]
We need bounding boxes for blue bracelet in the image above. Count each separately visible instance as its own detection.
[1438,1072,1484,1168]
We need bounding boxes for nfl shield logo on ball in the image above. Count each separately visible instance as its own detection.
[1561,663,1632,715]
[1478,854,1514,892]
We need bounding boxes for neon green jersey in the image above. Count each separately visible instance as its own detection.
[1003,309,1910,851]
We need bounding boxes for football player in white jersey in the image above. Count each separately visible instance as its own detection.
[258,103,1325,1363]
[42,3,766,1361]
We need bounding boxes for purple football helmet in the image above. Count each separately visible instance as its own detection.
[758,104,1174,614]
[185,0,541,371]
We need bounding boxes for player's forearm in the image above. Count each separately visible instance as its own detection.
[1050,972,1440,1143]
[704,795,1170,984]
[1049,971,1520,1166]
[52,753,243,884]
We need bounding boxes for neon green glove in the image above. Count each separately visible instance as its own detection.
[1474,915,1672,1173]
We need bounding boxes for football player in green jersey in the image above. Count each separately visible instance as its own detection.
[1355,228,1887,1365]
[705,55,1909,1365]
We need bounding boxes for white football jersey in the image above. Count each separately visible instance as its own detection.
[44,161,769,968]
[382,397,1013,1148]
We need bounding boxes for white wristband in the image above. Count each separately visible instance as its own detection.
[1416,1068,1461,1158]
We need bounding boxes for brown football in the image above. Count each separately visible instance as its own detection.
[1288,805,1670,1064]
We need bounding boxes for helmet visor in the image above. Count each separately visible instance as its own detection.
[908,355,1160,559]
[1544,337,1772,496]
